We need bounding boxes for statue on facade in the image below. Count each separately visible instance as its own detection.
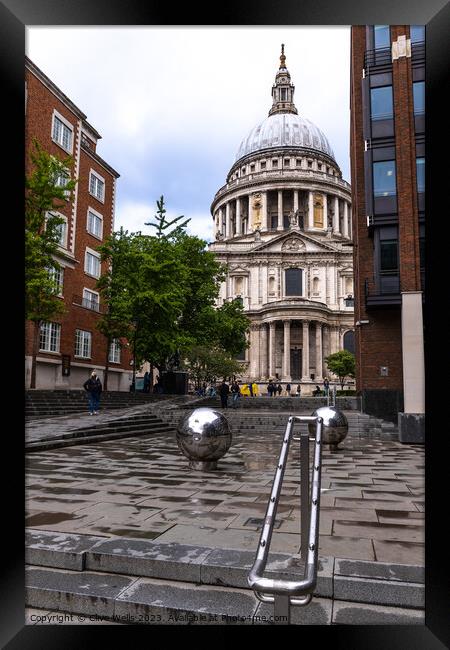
[216,230,224,240]
[254,228,261,241]
[288,209,300,228]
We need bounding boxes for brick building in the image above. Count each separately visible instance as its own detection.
[350,26,425,441]
[25,57,132,390]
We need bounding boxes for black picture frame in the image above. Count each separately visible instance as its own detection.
[3,0,449,646]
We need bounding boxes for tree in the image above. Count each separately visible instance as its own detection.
[325,350,356,390]
[25,139,77,388]
[184,345,247,388]
[144,195,190,238]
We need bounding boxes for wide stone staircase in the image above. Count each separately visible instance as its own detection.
[25,390,174,420]
[25,529,424,625]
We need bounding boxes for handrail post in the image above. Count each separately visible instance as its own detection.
[300,430,309,559]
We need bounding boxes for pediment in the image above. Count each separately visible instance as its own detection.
[252,230,339,254]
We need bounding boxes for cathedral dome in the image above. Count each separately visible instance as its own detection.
[235,112,335,163]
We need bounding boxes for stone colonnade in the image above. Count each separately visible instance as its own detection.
[215,189,352,239]
[249,319,342,382]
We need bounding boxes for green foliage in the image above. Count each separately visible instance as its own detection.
[25,139,77,323]
[325,350,356,389]
[184,345,247,387]
[144,195,191,239]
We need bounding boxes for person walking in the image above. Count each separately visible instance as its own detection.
[296,384,301,398]
[277,383,282,396]
[286,382,291,396]
[231,380,241,408]
[83,371,102,415]
[218,379,230,409]
[249,381,254,397]
[143,371,150,393]
[323,377,330,396]
[252,382,258,397]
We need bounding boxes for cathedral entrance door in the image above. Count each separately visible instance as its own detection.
[290,348,301,380]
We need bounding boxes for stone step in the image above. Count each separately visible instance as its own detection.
[25,530,425,622]
[26,426,177,452]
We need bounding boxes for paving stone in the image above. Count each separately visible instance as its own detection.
[114,576,260,624]
[333,521,424,543]
[318,535,375,561]
[25,566,137,617]
[372,540,425,565]
[335,497,417,511]
[335,558,424,583]
[85,537,213,582]
[332,600,424,624]
[256,596,332,625]
[25,529,105,570]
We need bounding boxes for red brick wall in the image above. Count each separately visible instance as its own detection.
[25,63,132,381]
[350,26,403,392]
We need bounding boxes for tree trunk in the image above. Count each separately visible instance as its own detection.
[30,321,40,389]
[149,362,154,392]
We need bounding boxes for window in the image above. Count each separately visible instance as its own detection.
[343,331,355,355]
[296,158,301,166]
[261,161,266,170]
[374,25,390,49]
[46,211,67,248]
[416,158,425,193]
[82,288,100,311]
[370,86,393,120]
[281,88,287,101]
[87,209,103,238]
[285,268,303,296]
[52,114,73,152]
[318,163,322,170]
[413,81,425,115]
[380,240,398,271]
[89,171,105,202]
[308,160,312,168]
[75,329,92,358]
[85,249,101,278]
[109,339,121,364]
[271,214,278,230]
[242,167,246,173]
[40,322,61,353]
[47,265,64,296]
[410,25,425,43]
[272,159,278,168]
[250,164,255,172]
[54,169,71,197]
[284,159,290,166]
[373,160,396,197]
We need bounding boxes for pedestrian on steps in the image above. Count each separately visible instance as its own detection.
[83,371,103,415]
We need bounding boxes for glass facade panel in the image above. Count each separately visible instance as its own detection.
[380,240,398,271]
[374,25,390,49]
[416,158,425,193]
[410,25,425,43]
[413,81,425,115]
[370,86,393,120]
[285,268,302,296]
[373,160,396,197]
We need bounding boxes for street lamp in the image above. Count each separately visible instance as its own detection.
[131,317,139,392]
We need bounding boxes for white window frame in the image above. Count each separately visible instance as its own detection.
[82,288,100,312]
[89,169,105,203]
[51,110,74,154]
[39,321,61,353]
[84,247,101,279]
[109,338,121,364]
[46,211,68,249]
[47,265,64,297]
[54,166,71,199]
[86,207,103,239]
[75,329,92,359]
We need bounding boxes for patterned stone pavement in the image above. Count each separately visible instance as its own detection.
[25,429,425,566]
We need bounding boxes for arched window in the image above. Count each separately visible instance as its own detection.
[285,268,303,296]
[313,277,320,294]
[343,330,355,355]
[269,276,276,295]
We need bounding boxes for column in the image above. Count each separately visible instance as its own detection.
[323,193,328,230]
[260,323,268,378]
[235,198,241,235]
[348,204,352,239]
[308,191,314,229]
[315,322,323,382]
[225,202,231,239]
[301,320,310,381]
[333,197,340,234]
[282,320,291,381]
[277,190,284,230]
[401,293,425,414]
[251,325,260,379]
[269,321,276,378]
[343,201,349,238]
[261,191,268,231]
[293,190,299,213]
[322,325,329,378]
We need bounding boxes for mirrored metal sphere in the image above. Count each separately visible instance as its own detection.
[308,406,348,447]
[176,408,232,470]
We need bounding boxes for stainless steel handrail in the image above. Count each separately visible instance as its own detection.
[247,415,324,622]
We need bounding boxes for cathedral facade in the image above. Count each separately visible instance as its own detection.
[209,47,354,393]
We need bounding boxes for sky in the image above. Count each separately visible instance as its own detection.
[27,27,351,243]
